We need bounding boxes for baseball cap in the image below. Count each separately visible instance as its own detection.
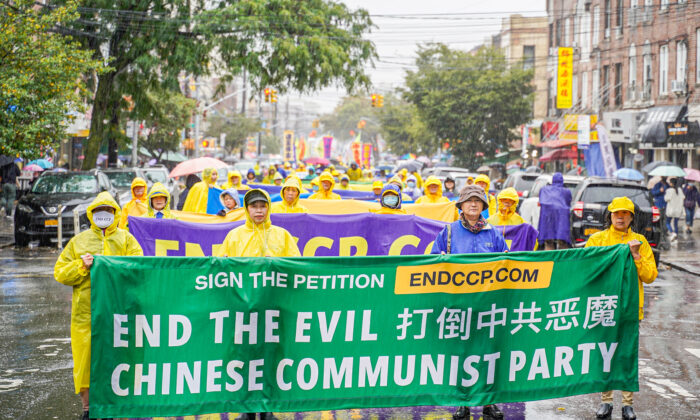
[607,196,635,214]
[244,189,268,207]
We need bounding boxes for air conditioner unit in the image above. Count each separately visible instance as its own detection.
[671,80,686,94]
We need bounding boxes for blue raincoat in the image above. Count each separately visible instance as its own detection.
[537,172,572,243]
[431,220,509,254]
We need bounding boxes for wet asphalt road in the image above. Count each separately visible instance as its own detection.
[0,217,698,420]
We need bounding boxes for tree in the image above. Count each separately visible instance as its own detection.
[260,133,281,155]
[0,0,103,159]
[405,44,534,168]
[206,112,261,157]
[321,96,379,141]
[138,90,196,162]
[52,0,376,169]
[378,95,434,155]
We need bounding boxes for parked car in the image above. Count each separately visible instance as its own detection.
[570,178,661,258]
[520,174,585,228]
[102,167,147,206]
[14,170,119,247]
[502,172,541,199]
[451,172,483,192]
[430,166,474,179]
[141,165,179,209]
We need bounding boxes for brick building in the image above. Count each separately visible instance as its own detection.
[546,0,700,169]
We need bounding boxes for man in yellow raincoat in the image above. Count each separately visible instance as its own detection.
[474,174,498,217]
[347,162,362,181]
[585,197,657,420]
[273,172,284,186]
[182,168,218,213]
[338,174,351,190]
[487,187,525,225]
[416,176,450,204]
[271,177,309,213]
[222,170,249,190]
[309,172,341,200]
[372,184,408,215]
[147,182,176,219]
[54,192,143,420]
[118,177,148,229]
[217,189,300,258]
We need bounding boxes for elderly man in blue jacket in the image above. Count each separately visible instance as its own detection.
[431,184,508,420]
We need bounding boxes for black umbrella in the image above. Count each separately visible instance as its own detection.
[524,166,543,173]
[396,160,424,173]
[641,161,673,173]
[0,155,15,167]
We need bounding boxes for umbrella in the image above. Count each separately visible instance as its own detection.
[28,158,53,169]
[401,153,417,160]
[641,161,673,173]
[648,165,686,177]
[377,165,393,171]
[684,168,700,182]
[396,160,423,173]
[477,165,490,172]
[613,168,644,181]
[23,164,44,172]
[416,156,432,167]
[223,156,237,163]
[647,176,662,190]
[0,155,15,166]
[489,162,505,169]
[168,157,228,178]
[524,166,543,173]
[303,157,330,166]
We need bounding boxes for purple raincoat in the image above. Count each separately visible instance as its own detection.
[537,172,572,243]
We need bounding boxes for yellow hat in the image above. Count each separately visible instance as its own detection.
[497,187,519,203]
[310,177,320,186]
[372,180,383,190]
[607,196,635,214]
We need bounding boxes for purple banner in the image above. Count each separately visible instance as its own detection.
[492,222,539,251]
[128,213,446,257]
[322,136,333,159]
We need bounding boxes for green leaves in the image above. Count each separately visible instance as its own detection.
[206,113,262,156]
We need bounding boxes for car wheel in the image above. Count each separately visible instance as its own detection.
[14,230,29,247]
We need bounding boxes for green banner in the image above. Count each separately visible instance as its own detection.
[90,245,639,418]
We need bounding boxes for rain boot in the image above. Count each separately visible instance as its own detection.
[452,406,469,420]
[80,411,89,420]
[621,405,637,420]
[596,403,613,419]
[482,404,504,420]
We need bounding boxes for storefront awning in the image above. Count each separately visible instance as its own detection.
[637,105,700,149]
[537,139,578,148]
[539,148,577,162]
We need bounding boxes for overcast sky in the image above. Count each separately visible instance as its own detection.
[290,0,547,116]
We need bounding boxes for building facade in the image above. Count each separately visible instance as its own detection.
[546,0,700,169]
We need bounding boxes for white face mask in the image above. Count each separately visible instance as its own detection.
[407,181,416,188]
[93,211,114,229]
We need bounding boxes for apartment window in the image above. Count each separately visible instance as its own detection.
[659,44,669,94]
[523,45,535,70]
[697,29,700,83]
[629,44,637,95]
[604,0,611,39]
[643,46,652,99]
[602,65,610,106]
[615,63,622,105]
[555,20,561,47]
[661,0,669,10]
[582,72,589,108]
[565,18,571,46]
[573,74,579,107]
[593,6,600,46]
[581,10,591,60]
[676,41,687,84]
[616,0,624,32]
[593,69,600,110]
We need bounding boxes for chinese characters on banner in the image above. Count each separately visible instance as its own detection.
[283,130,295,163]
[557,47,574,109]
[362,143,372,169]
[351,140,362,165]
[322,136,333,159]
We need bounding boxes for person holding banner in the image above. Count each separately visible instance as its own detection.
[347,162,362,181]
[222,170,249,191]
[217,188,241,216]
[245,169,257,185]
[338,174,351,190]
[443,176,457,199]
[372,180,383,199]
[416,176,450,204]
[273,172,284,186]
[146,182,176,219]
[474,174,498,217]
[585,196,658,420]
[182,168,218,213]
[309,171,341,200]
[487,187,525,225]
[118,177,148,230]
[404,174,422,200]
[487,187,539,251]
[271,177,309,213]
[430,185,508,420]
[372,184,408,215]
[54,192,144,420]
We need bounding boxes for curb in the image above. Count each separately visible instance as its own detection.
[660,259,700,277]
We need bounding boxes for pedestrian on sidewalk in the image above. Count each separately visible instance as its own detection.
[0,161,21,217]
[664,178,685,241]
[682,180,700,233]
[585,196,658,420]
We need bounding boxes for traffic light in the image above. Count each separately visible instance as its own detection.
[202,139,209,148]
[312,119,320,128]
[371,94,378,107]
[377,95,384,108]
[264,88,271,103]
[271,89,278,103]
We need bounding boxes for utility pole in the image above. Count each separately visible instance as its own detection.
[257,91,262,156]
[193,77,200,158]
[273,101,279,140]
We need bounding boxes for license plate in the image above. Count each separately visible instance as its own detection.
[44,219,58,226]
[584,228,600,236]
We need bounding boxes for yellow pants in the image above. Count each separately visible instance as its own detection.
[601,390,634,406]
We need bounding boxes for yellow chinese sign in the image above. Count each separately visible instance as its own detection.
[557,47,573,109]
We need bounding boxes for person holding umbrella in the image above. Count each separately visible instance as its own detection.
[664,178,685,241]
[682,180,700,233]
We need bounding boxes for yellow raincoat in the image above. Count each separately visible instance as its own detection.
[216,190,301,257]
[337,174,351,190]
[475,174,498,216]
[308,172,341,200]
[411,171,424,189]
[416,176,449,204]
[585,197,658,320]
[272,172,284,185]
[54,192,143,393]
[271,177,309,213]
[347,166,362,181]
[147,182,176,219]
[262,167,277,184]
[118,177,148,229]
[182,168,218,213]
[222,170,249,191]
[487,187,526,225]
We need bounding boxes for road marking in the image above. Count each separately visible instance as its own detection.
[647,378,696,399]
[644,381,672,399]
[685,348,700,359]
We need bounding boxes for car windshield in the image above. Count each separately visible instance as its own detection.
[514,176,538,192]
[581,186,651,208]
[532,179,581,197]
[105,171,136,188]
[144,170,167,183]
[31,174,98,194]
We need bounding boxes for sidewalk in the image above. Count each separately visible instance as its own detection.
[658,220,700,276]
[0,214,12,247]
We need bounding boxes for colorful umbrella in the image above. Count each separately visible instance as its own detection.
[303,157,330,166]
[28,158,53,169]
[400,153,417,160]
[23,164,44,172]
[612,168,644,181]
[684,168,700,182]
[168,157,228,178]
[641,160,672,173]
[648,165,686,178]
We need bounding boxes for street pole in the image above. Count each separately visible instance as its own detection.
[131,120,138,166]
[257,91,262,156]
[194,77,200,158]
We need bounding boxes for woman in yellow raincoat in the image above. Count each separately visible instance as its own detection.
[118,177,148,229]
[147,182,176,219]
[271,177,309,213]
[474,174,498,217]
[216,189,300,257]
[222,170,249,190]
[182,168,218,213]
[309,172,341,200]
[54,192,143,419]
[261,166,278,184]
[416,176,450,204]
[487,187,525,225]
[372,184,408,215]
[585,196,657,420]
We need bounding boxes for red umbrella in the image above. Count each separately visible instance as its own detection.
[538,149,577,162]
[168,157,228,178]
[303,157,330,166]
